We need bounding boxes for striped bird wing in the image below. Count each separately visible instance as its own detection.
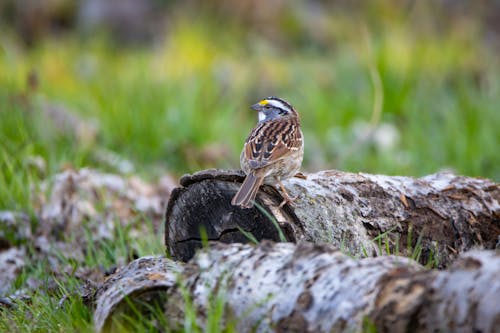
[244,117,302,170]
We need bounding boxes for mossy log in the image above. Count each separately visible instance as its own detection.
[94,242,500,333]
[165,169,500,266]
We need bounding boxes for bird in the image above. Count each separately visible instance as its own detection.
[231,96,304,209]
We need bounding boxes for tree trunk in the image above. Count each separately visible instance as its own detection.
[94,241,500,333]
[165,169,500,266]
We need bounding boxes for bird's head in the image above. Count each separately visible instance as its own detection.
[251,97,298,122]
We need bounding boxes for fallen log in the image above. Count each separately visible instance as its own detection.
[94,241,500,333]
[165,169,500,266]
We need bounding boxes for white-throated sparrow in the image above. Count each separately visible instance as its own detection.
[231,97,304,208]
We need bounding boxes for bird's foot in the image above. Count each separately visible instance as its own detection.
[277,180,298,208]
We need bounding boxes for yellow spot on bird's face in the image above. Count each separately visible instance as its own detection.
[258,100,269,106]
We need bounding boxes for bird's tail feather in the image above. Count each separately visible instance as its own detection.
[231,173,263,208]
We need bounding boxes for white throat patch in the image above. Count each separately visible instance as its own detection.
[258,111,266,122]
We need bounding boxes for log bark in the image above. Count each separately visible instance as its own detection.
[165,169,500,266]
[94,242,500,333]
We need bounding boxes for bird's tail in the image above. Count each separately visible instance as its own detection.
[231,172,264,208]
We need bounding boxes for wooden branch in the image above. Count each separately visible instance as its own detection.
[165,169,500,266]
[94,242,500,333]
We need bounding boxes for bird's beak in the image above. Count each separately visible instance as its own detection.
[250,103,261,111]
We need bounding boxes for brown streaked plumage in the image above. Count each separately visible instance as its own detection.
[232,97,304,208]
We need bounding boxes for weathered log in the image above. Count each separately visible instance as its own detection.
[94,242,500,333]
[165,169,500,266]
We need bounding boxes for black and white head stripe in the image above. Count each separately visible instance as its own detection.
[259,97,294,115]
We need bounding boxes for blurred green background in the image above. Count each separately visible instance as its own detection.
[1,0,500,212]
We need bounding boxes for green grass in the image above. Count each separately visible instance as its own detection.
[1,4,499,332]
[0,218,165,332]
[371,225,440,269]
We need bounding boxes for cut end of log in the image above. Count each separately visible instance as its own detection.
[165,169,302,261]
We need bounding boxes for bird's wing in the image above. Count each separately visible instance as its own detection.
[244,117,302,170]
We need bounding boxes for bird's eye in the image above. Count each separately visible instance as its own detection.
[265,105,270,109]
